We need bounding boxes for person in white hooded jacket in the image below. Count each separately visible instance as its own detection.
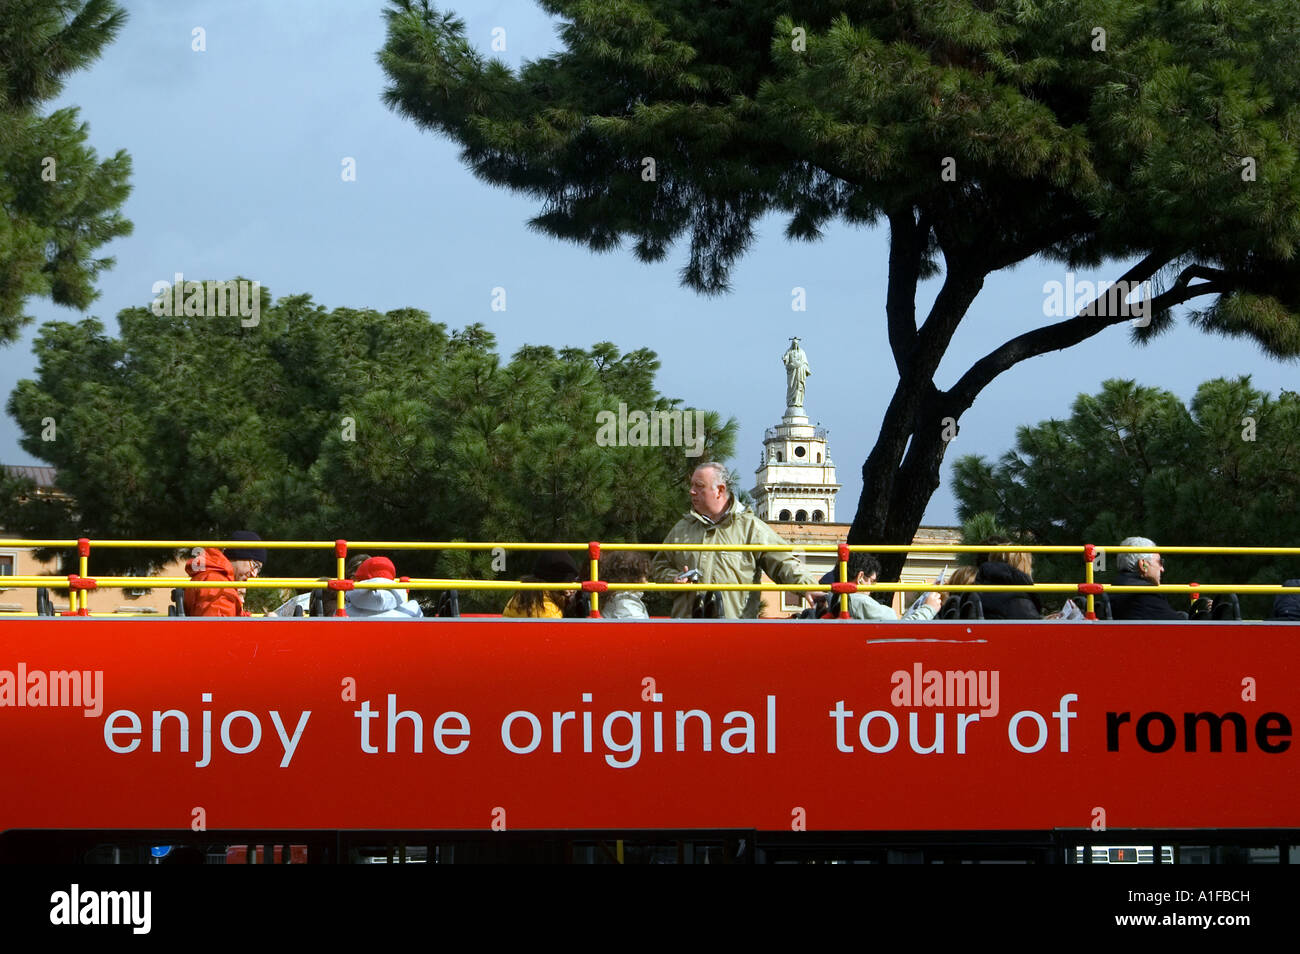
[346,556,423,619]
[269,554,424,618]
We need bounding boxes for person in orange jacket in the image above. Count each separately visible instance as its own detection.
[184,531,266,617]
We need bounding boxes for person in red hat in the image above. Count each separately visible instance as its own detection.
[346,556,423,619]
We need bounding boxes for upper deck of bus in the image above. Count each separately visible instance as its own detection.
[3,535,1298,619]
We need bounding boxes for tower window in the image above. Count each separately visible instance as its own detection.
[778,509,791,521]
[812,510,825,522]
[794,446,806,458]
[776,451,783,462]
[795,509,808,521]
[816,452,822,463]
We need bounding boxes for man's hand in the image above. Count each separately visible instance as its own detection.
[923,591,942,612]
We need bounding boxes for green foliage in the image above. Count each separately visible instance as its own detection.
[0,0,132,341]
[952,377,1300,615]
[379,0,1300,319]
[956,512,1011,566]
[379,0,1300,566]
[2,288,737,611]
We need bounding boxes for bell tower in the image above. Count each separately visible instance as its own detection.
[751,339,840,522]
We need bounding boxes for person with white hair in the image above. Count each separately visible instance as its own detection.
[1109,536,1188,620]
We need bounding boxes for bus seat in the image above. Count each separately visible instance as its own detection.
[1211,593,1241,620]
[435,590,460,617]
[1094,591,1113,619]
[565,590,591,619]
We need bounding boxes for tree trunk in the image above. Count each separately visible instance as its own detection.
[846,228,985,585]
[847,378,953,587]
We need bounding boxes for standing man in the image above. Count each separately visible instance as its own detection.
[652,462,820,618]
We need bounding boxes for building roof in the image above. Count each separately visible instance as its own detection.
[770,522,851,544]
[768,521,963,547]
[2,465,58,489]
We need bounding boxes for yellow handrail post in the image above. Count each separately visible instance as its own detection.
[837,542,851,619]
[78,537,91,615]
[587,542,601,618]
[335,540,348,616]
[1081,544,1100,620]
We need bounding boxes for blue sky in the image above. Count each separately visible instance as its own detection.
[6,0,1297,528]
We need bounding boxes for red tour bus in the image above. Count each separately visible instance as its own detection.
[1,537,1297,864]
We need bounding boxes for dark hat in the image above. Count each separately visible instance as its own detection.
[224,530,267,565]
[533,551,579,584]
[819,569,837,585]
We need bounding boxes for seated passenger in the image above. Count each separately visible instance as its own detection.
[1108,537,1188,620]
[831,554,940,621]
[931,564,976,617]
[947,565,977,587]
[184,530,265,617]
[600,552,651,619]
[1270,578,1300,621]
[974,548,1042,619]
[346,556,422,618]
[503,551,580,618]
[271,554,373,617]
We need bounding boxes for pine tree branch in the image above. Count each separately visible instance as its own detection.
[1145,264,1228,313]
[945,250,1188,413]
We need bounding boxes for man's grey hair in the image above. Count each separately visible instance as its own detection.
[1118,536,1158,573]
[693,461,729,488]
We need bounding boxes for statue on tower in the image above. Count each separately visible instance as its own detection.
[782,337,810,411]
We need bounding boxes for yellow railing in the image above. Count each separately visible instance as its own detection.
[0,538,1298,618]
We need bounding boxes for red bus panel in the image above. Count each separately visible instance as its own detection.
[1,619,1296,832]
